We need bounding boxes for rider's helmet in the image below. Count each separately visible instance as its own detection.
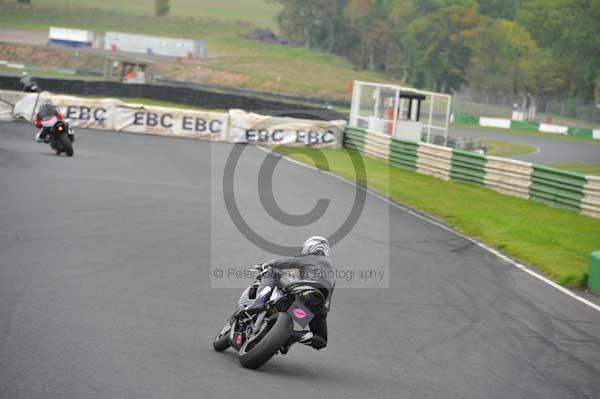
[21,71,28,77]
[301,236,330,257]
[38,99,55,116]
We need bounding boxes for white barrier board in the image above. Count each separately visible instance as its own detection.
[35,93,120,130]
[228,109,345,148]
[0,90,27,121]
[115,104,229,141]
[5,90,344,148]
[480,117,511,129]
[539,123,568,134]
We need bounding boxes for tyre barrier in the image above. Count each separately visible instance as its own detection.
[344,127,600,219]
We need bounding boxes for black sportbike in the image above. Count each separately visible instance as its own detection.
[213,267,333,369]
[41,119,75,157]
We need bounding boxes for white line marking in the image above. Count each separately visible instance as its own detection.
[256,146,600,313]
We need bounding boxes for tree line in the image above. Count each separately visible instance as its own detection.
[270,0,600,101]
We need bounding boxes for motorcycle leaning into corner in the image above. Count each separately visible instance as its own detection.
[213,264,335,369]
[35,104,75,157]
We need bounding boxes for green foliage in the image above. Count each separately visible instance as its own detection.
[271,0,599,100]
[517,0,600,100]
[406,4,480,92]
[466,19,537,94]
[476,0,521,19]
[596,73,600,104]
[154,0,170,17]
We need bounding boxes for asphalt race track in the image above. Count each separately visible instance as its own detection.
[450,126,600,164]
[1,121,600,399]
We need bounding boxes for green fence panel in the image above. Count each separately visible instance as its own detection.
[567,127,593,139]
[511,120,540,131]
[529,165,586,211]
[454,115,480,125]
[589,251,600,295]
[450,149,487,185]
[343,127,366,152]
[389,138,418,170]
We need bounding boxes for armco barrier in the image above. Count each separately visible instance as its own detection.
[450,150,487,185]
[582,176,600,218]
[389,138,418,170]
[568,127,594,139]
[363,132,390,160]
[0,75,345,121]
[510,120,540,131]
[343,127,600,219]
[484,157,532,199]
[343,127,366,152]
[529,166,586,212]
[454,115,479,125]
[416,143,452,180]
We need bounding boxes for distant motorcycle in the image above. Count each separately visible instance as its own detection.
[23,81,39,93]
[39,117,75,157]
[213,266,333,369]
[20,74,39,92]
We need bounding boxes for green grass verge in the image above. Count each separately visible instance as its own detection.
[273,146,600,288]
[550,163,600,177]
[0,66,100,80]
[481,138,536,157]
[452,123,600,146]
[37,0,281,28]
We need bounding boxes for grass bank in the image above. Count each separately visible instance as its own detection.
[36,0,281,28]
[273,146,600,288]
[481,138,536,157]
[551,163,600,177]
[452,122,600,146]
[0,2,395,100]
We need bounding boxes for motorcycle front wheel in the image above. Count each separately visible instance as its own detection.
[213,321,232,352]
[60,132,74,157]
[238,312,292,369]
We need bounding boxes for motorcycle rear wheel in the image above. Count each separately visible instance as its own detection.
[238,312,292,369]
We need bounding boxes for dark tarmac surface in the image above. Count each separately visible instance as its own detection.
[1,121,599,399]
[451,126,600,164]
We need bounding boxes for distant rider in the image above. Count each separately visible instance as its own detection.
[20,72,38,92]
[34,100,64,142]
[243,236,335,351]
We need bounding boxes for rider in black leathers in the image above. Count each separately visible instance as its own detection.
[245,236,335,350]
